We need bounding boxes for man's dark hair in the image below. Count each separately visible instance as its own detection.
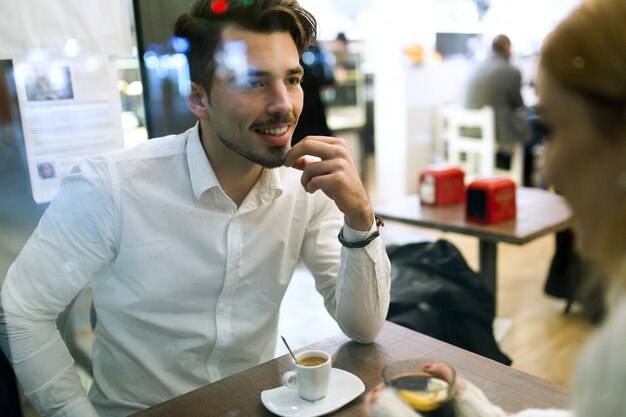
[174,0,317,93]
[491,34,511,55]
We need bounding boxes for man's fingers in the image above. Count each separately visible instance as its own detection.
[284,136,348,167]
[299,160,347,193]
[290,156,310,171]
[303,172,335,194]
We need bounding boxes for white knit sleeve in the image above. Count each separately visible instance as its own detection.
[457,382,571,417]
[456,382,508,417]
[370,388,425,417]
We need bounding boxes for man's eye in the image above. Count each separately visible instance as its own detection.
[237,80,263,89]
[287,77,302,86]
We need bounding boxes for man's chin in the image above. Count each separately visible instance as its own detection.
[255,148,289,169]
[269,146,291,167]
[260,159,285,169]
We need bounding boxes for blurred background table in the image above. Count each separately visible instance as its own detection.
[131,321,568,417]
[374,187,572,295]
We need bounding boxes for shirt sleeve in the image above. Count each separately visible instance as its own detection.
[299,195,390,344]
[0,157,119,417]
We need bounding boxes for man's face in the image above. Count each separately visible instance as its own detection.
[202,27,304,168]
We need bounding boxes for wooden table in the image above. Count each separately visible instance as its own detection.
[132,321,568,416]
[374,187,572,294]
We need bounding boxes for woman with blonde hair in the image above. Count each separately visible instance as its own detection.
[364,0,626,415]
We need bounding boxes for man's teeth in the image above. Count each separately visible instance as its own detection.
[257,127,288,135]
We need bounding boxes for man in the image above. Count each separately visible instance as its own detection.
[0,1,391,416]
[464,34,532,149]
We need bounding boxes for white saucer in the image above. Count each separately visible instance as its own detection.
[261,368,365,417]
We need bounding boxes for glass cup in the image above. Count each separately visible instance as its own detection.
[382,358,456,417]
[282,350,332,402]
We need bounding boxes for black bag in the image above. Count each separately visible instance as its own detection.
[386,239,512,365]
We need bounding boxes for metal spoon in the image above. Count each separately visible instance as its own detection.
[280,335,298,364]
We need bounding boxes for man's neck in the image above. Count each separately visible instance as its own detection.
[492,50,509,61]
[215,164,264,207]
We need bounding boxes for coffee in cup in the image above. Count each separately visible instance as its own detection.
[282,350,331,402]
[298,355,327,367]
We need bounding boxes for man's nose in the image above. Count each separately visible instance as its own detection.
[266,83,293,115]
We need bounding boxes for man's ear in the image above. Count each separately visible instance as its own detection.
[185,81,210,120]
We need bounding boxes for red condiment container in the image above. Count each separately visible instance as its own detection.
[419,165,466,206]
[465,177,516,224]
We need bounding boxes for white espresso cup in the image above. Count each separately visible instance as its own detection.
[282,350,332,402]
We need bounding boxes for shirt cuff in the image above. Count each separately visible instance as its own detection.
[341,215,378,243]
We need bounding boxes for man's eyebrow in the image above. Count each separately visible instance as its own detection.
[244,68,269,77]
[227,66,305,84]
[226,69,265,84]
[287,66,304,76]
[236,67,304,78]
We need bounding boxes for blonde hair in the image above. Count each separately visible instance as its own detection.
[541,0,626,102]
[541,0,626,294]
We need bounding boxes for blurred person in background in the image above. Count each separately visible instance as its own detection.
[465,34,531,147]
[364,0,626,415]
[465,34,543,186]
[291,41,334,145]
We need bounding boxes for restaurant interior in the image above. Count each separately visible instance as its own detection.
[0,0,597,416]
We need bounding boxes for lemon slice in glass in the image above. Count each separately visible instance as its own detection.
[398,390,439,411]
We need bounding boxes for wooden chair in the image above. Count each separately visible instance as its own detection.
[441,105,523,184]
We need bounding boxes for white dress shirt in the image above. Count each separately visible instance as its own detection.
[0,124,391,417]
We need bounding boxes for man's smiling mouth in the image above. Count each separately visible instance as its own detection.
[255,126,289,136]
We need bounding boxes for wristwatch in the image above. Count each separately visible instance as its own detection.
[337,215,384,248]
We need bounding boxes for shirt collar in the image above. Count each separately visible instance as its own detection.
[187,123,221,200]
[186,123,285,204]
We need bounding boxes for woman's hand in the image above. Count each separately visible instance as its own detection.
[362,383,385,416]
[424,362,467,394]
[361,362,468,417]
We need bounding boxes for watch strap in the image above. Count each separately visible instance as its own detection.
[337,215,384,248]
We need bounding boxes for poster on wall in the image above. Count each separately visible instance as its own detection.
[13,56,125,204]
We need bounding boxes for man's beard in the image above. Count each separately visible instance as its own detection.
[216,131,288,168]
[216,114,296,168]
